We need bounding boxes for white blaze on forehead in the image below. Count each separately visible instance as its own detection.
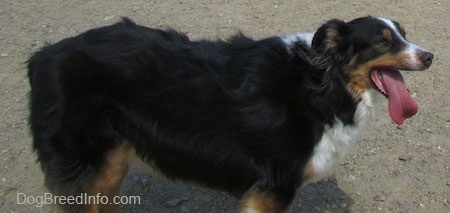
[377,17,429,61]
[377,17,403,37]
[378,18,426,53]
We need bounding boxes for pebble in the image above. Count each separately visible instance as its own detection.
[164,197,189,207]
[340,203,348,208]
[399,155,412,161]
[373,194,386,202]
[0,53,8,57]
[447,178,450,186]
[4,186,16,192]
[392,169,401,176]
[103,15,115,21]
[349,175,356,181]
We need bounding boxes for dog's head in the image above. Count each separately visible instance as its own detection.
[311,17,433,124]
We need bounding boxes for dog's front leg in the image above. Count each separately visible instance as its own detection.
[238,183,295,213]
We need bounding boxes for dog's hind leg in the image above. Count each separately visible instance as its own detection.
[30,101,131,212]
[37,136,131,213]
[87,142,131,213]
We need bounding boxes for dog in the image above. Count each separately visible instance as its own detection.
[27,16,433,212]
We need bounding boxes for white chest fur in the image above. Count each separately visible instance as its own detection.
[304,89,381,184]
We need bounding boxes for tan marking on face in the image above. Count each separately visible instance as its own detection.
[239,185,291,213]
[345,52,419,98]
[382,29,393,42]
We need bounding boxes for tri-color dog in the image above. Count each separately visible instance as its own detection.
[28,16,433,212]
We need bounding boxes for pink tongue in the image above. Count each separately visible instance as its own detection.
[374,70,418,125]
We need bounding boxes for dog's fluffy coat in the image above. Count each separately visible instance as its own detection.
[28,17,432,212]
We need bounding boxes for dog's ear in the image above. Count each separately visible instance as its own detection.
[312,19,349,54]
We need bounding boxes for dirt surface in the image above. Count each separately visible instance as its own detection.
[1,0,449,212]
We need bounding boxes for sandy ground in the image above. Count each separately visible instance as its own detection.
[0,0,449,212]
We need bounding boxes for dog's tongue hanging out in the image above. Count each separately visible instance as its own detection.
[371,70,418,125]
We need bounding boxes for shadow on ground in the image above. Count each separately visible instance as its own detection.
[121,170,353,212]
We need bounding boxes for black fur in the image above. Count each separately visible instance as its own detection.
[28,17,431,211]
[28,17,355,206]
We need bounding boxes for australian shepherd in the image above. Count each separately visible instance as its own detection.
[27,17,433,212]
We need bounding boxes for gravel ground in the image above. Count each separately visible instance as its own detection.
[0,0,448,212]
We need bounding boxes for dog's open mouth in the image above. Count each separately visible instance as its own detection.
[370,69,418,125]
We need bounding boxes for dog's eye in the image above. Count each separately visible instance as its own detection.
[376,38,390,46]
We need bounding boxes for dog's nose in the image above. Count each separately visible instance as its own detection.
[420,52,433,67]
